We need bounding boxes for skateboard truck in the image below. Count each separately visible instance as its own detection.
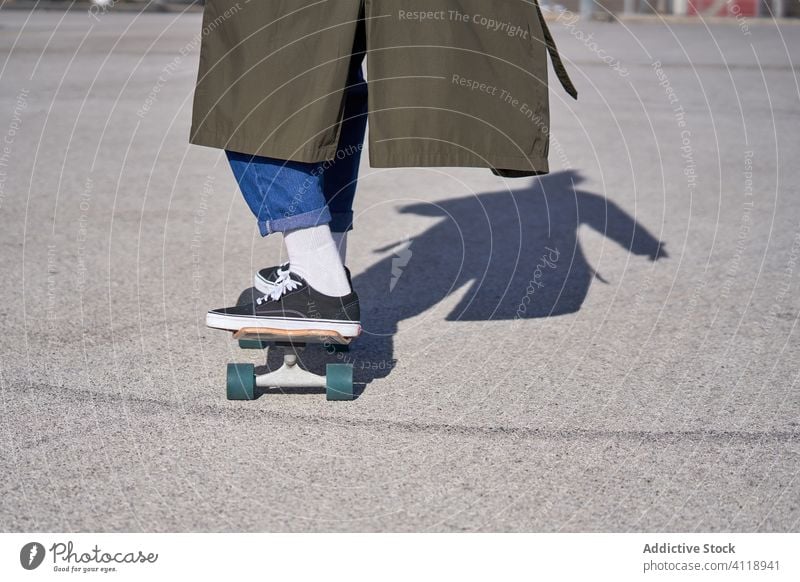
[225,327,356,401]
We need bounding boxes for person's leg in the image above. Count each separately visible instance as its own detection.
[322,12,368,264]
[225,150,351,297]
[282,224,350,296]
[226,150,330,236]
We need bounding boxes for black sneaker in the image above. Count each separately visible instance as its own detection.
[254,263,353,294]
[207,272,361,337]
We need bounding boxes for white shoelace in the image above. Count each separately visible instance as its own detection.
[275,263,290,282]
[256,273,301,305]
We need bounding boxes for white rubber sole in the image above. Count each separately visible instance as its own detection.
[206,311,361,338]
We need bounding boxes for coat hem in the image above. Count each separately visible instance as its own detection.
[368,143,549,175]
[190,129,550,176]
[189,129,340,164]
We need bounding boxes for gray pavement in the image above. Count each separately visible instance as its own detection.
[0,10,799,532]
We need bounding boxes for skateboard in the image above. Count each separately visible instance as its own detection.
[225,327,357,401]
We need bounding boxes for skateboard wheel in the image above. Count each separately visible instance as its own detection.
[239,339,268,350]
[325,363,354,401]
[226,363,255,400]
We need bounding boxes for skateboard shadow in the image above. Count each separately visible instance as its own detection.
[253,383,368,398]
[349,169,667,383]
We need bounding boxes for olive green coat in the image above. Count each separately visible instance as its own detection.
[190,0,577,176]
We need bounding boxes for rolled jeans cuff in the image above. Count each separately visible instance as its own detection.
[329,211,354,233]
[259,206,332,237]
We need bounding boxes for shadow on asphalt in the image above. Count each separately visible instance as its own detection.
[237,169,667,394]
[251,381,369,399]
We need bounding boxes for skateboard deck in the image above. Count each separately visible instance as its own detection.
[233,327,353,346]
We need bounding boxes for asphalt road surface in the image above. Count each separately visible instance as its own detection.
[1,9,799,532]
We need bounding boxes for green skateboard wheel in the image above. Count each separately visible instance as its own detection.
[239,339,268,350]
[226,363,255,400]
[325,363,354,401]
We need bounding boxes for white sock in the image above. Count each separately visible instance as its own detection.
[331,231,348,264]
[283,225,352,297]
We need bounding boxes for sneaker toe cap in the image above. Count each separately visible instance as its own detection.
[208,304,253,316]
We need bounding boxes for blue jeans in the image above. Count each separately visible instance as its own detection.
[226,37,367,236]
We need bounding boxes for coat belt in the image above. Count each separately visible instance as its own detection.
[534,3,578,100]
